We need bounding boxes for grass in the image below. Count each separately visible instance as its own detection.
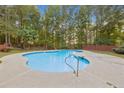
[0,48,40,58]
[0,48,43,64]
[0,48,124,60]
[92,50,124,58]
[0,60,2,63]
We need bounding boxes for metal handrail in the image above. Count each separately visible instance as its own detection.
[76,56,79,77]
[65,55,76,74]
[65,54,79,77]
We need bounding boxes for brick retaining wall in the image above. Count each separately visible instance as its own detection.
[83,45,117,51]
[0,44,9,51]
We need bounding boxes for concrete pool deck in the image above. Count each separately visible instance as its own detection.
[0,50,124,88]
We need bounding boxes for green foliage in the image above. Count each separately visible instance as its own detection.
[0,60,2,63]
[94,38,115,45]
[0,5,124,49]
[113,47,124,54]
[18,27,38,45]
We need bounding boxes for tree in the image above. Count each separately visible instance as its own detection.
[0,5,124,49]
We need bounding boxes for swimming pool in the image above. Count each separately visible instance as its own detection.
[23,50,90,72]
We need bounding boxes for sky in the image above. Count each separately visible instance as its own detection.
[37,5,48,15]
[37,5,80,16]
[37,5,96,23]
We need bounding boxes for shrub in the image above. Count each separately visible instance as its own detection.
[113,46,124,54]
[94,38,114,45]
[0,60,2,64]
[59,46,68,49]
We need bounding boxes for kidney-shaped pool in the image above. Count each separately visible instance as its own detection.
[23,50,90,72]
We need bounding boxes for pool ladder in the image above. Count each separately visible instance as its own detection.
[65,54,79,77]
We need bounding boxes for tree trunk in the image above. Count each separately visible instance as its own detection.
[8,33,11,46]
[5,33,8,45]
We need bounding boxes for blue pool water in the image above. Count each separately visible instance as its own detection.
[23,50,90,72]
